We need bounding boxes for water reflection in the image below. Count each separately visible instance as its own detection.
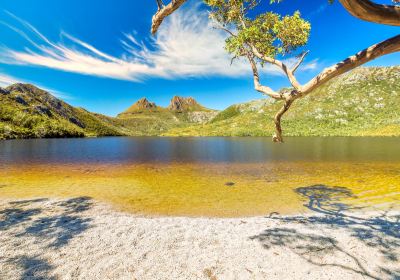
[0,137,399,164]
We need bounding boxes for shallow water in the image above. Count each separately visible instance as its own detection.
[1,137,399,217]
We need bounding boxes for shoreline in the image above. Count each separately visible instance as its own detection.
[1,197,399,280]
[2,135,400,141]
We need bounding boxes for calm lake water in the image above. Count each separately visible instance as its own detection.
[1,136,400,164]
[1,137,399,217]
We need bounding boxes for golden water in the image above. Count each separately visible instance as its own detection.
[1,161,399,217]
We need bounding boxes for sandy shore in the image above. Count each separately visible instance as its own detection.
[0,197,399,280]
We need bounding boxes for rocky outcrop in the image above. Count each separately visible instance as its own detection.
[6,83,79,124]
[0,87,9,95]
[120,96,213,116]
[117,98,161,117]
[134,98,157,110]
[168,96,205,112]
[187,111,219,123]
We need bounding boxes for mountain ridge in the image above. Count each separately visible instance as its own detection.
[118,95,214,118]
[0,83,127,139]
[1,66,399,139]
[115,95,218,135]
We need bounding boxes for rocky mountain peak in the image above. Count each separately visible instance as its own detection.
[6,83,39,94]
[118,97,160,117]
[135,97,157,110]
[168,96,202,112]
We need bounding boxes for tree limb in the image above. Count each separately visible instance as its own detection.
[212,22,238,37]
[249,45,303,91]
[248,34,400,99]
[246,54,284,99]
[151,0,187,34]
[292,51,309,73]
[273,99,294,143]
[339,0,400,26]
[299,33,400,96]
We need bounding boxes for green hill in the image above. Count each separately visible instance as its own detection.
[164,66,400,137]
[0,84,126,139]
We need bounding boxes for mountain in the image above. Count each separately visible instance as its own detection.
[118,98,164,117]
[0,84,126,139]
[164,66,400,137]
[115,96,218,136]
[168,96,211,112]
[1,66,398,140]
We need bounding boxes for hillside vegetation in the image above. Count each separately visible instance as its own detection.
[164,67,400,137]
[0,84,126,139]
[1,67,399,139]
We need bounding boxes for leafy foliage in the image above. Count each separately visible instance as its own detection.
[205,0,310,59]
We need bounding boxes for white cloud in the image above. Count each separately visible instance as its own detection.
[0,4,317,82]
[299,59,319,71]
[0,73,20,87]
[0,72,73,100]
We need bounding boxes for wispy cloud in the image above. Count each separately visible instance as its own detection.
[0,3,317,82]
[0,73,20,87]
[300,58,319,71]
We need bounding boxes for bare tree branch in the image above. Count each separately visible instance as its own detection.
[151,0,188,34]
[212,23,237,37]
[249,45,303,91]
[217,26,237,37]
[292,51,309,73]
[156,0,165,10]
[248,34,400,99]
[299,34,400,96]
[246,54,284,100]
[339,0,400,26]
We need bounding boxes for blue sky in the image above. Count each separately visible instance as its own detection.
[0,0,398,116]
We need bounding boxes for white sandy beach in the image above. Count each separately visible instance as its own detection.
[0,197,399,280]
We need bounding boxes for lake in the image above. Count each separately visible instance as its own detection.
[1,137,399,217]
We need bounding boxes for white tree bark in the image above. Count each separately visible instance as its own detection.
[151,0,187,34]
[339,0,400,26]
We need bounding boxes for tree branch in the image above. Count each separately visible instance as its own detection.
[299,34,400,96]
[249,45,303,91]
[292,51,309,73]
[151,0,187,34]
[246,54,284,100]
[212,22,237,37]
[339,0,400,26]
